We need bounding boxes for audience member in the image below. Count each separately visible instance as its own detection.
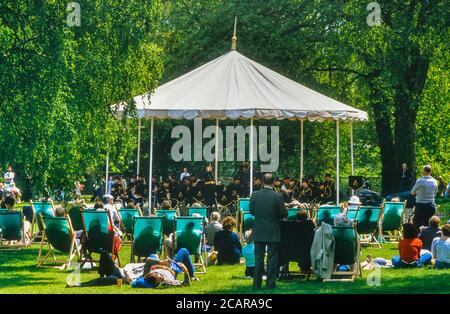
[213,216,242,265]
[392,223,432,268]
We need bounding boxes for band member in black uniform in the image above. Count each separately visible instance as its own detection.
[252,176,262,193]
[298,179,313,203]
[158,181,173,207]
[235,162,250,195]
[273,178,282,193]
[226,176,245,200]
[323,174,336,201]
[281,177,290,192]
[203,163,216,207]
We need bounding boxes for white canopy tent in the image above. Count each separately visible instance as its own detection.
[113,22,368,209]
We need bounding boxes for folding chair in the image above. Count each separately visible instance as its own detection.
[80,210,120,268]
[236,198,250,233]
[279,220,315,279]
[240,211,255,242]
[31,201,55,242]
[323,224,362,282]
[355,206,383,247]
[287,208,311,221]
[130,216,163,262]
[315,206,341,226]
[174,216,207,274]
[68,206,84,231]
[119,208,142,241]
[0,211,25,250]
[380,201,406,243]
[156,209,177,236]
[36,215,81,268]
[188,207,208,220]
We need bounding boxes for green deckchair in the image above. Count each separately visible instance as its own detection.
[355,206,383,247]
[156,209,177,236]
[68,206,84,231]
[346,207,359,222]
[239,211,255,242]
[36,215,80,268]
[381,201,406,243]
[236,198,250,233]
[174,216,207,274]
[81,210,120,268]
[238,198,250,212]
[286,208,311,221]
[315,206,341,226]
[323,225,362,282]
[130,217,163,262]
[187,207,208,221]
[119,208,142,241]
[31,201,55,242]
[0,211,25,249]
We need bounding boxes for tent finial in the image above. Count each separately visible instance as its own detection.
[231,16,237,50]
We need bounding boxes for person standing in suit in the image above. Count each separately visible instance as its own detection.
[249,173,287,290]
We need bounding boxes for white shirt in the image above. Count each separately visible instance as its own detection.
[411,176,438,204]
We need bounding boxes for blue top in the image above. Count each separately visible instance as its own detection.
[242,243,255,267]
[214,230,242,265]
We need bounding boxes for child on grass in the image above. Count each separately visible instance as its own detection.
[392,223,432,268]
[242,230,255,278]
[431,224,450,269]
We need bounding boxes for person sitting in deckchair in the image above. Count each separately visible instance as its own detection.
[419,216,441,251]
[392,223,432,268]
[1,196,31,244]
[431,224,450,269]
[54,207,66,217]
[334,213,351,227]
[213,216,242,265]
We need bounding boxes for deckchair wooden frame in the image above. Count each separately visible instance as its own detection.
[36,214,81,269]
[236,198,250,234]
[30,200,55,242]
[323,223,362,282]
[173,216,207,274]
[118,207,143,243]
[380,200,406,244]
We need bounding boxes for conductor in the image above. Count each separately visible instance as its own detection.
[250,172,287,290]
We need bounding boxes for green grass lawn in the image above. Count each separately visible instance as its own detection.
[1,197,448,294]
[1,243,449,294]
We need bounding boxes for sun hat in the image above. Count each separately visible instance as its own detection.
[348,195,362,205]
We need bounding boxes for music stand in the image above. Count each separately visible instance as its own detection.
[348,176,363,193]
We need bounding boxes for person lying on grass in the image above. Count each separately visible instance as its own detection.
[392,223,432,268]
[431,224,450,269]
[66,248,194,288]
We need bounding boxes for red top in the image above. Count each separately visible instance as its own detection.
[398,238,422,263]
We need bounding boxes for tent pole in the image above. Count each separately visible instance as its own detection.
[137,118,141,176]
[148,118,154,214]
[336,120,340,205]
[350,122,354,196]
[105,149,109,195]
[215,118,219,182]
[250,118,254,195]
[300,120,304,181]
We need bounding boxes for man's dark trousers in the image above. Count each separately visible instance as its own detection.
[254,242,279,289]
[413,202,436,229]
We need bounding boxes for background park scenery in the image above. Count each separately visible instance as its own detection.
[1,1,449,294]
